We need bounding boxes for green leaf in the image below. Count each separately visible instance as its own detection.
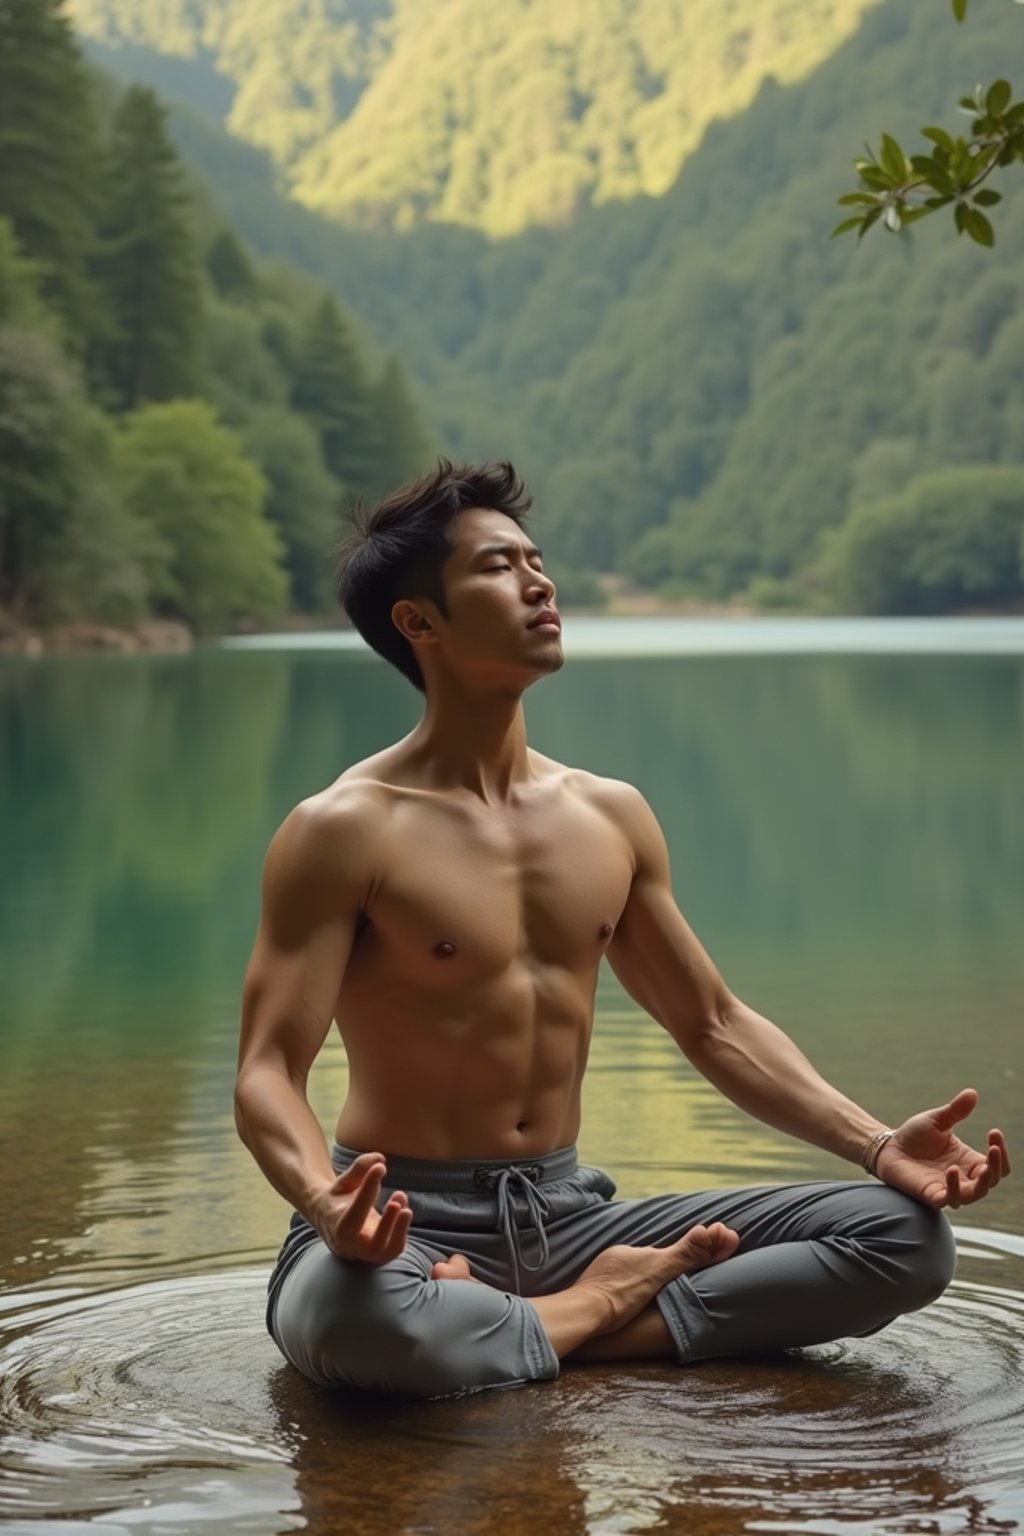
[959,96,980,112]
[954,201,969,233]
[837,191,881,206]
[830,215,865,238]
[858,206,884,240]
[922,126,955,151]
[973,188,1003,206]
[986,80,1012,117]
[880,133,906,180]
[952,0,968,18]
[910,155,955,193]
[858,164,895,191]
[899,208,932,225]
[963,207,995,246]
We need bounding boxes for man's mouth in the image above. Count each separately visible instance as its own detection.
[527,609,561,633]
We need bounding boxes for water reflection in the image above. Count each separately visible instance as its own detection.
[2,1235,1024,1532]
[1,642,1022,1532]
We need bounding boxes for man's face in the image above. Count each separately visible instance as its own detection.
[423,507,563,686]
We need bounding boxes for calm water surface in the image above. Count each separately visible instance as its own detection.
[1,619,1023,1535]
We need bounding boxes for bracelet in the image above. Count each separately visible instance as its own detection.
[862,1128,895,1177]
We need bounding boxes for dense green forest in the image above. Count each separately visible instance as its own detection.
[68,0,884,236]
[7,0,1024,624]
[0,0,432,637]
[70,0,1024,616]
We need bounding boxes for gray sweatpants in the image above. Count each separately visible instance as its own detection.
[267,1143,956,1399]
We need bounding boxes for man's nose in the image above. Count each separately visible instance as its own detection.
[526,570,556,603]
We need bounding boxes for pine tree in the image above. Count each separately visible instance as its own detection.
[290,294,379,494]
[366,353,434,498]
[206,228,255,298]
[91,86,203,411]
[0,0,103,349]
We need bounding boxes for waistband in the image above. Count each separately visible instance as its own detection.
[331,1141,579,1192]
[331,1142,580,1293]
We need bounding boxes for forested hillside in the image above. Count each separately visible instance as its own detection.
[0,0,432,639]
[49,2,1024,613]
[68,0,883,235]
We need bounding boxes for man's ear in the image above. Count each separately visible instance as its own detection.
[392,599,438,646]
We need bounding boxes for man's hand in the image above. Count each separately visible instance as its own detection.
[309,1151,413,1263]
[875,1088,1011,1209]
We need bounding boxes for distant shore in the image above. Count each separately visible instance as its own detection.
[0,619,195,657]
[6,593,1020,656]
[0,598,758,656]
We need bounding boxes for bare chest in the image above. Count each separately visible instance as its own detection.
[351,797,634,984]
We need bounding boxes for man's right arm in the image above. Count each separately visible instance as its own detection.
[234,791,412,1262]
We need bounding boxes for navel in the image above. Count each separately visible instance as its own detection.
[433,939,458,959]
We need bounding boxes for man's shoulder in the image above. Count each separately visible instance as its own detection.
[534,757,653,828]
[270,775,391,879]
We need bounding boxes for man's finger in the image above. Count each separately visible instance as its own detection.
[364,1196,404,1253]
[987,1144,1002,1188]
[932,1087,979,1131]
[338,1160,385,1233]
[371,1204,413,1264]
[990,1129,1011,1176]
[961,1162,991,1203]
[334,1152,386,1193]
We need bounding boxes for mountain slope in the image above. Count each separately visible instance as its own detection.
[75,0,1024,599]
[69,0,883,234]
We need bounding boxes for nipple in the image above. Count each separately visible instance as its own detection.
[599,923,614,941]
[433,939,457,959]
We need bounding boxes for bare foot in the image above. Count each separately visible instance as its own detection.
[578,1223,741,1335]
[431,1253,479,1282]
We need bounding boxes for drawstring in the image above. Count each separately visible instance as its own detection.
[474,1163,551,1293]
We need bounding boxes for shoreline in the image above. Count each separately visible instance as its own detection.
[4,601,1023,656]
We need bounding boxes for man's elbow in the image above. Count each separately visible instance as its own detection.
[678,987,740,1057]
[234,1061,269,1149]
[233,1075,252,1149]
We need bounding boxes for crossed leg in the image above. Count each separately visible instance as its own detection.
[435,1179,957,1367]
[433,1221,741,1358]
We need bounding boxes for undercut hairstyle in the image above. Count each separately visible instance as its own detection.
[335,459,533,690]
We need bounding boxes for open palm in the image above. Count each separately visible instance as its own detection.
[876,1087,1011,1210]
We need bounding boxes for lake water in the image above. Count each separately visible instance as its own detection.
[1,617,1022,1535]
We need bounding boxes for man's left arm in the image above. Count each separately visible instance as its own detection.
[603,784,1010,1211]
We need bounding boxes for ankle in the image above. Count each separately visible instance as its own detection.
[573,1279,616,1337]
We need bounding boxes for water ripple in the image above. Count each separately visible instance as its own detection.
[1,1234,1023,1534]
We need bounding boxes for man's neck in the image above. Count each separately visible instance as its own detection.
[405,682,532,803]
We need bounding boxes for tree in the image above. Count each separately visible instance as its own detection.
[0,325,149,622]
[0,0,103,346]
[91,86,204,410]
[836,1,1024,246]
[365,354,434,499]
[206,228,256,298]
[290,295,379,493]
[823,466,1024,613]
[0,218,46,330]
[242,406,343,611]
[113,399,288,632]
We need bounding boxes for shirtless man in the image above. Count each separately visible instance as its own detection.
[235,460,1011,1399]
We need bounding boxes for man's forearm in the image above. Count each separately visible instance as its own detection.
[685,997,886,1165]
[234,1064,337,1222]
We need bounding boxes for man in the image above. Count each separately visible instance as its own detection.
[235,460,1011,1399]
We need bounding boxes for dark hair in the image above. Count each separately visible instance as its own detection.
[335,459,533,690]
